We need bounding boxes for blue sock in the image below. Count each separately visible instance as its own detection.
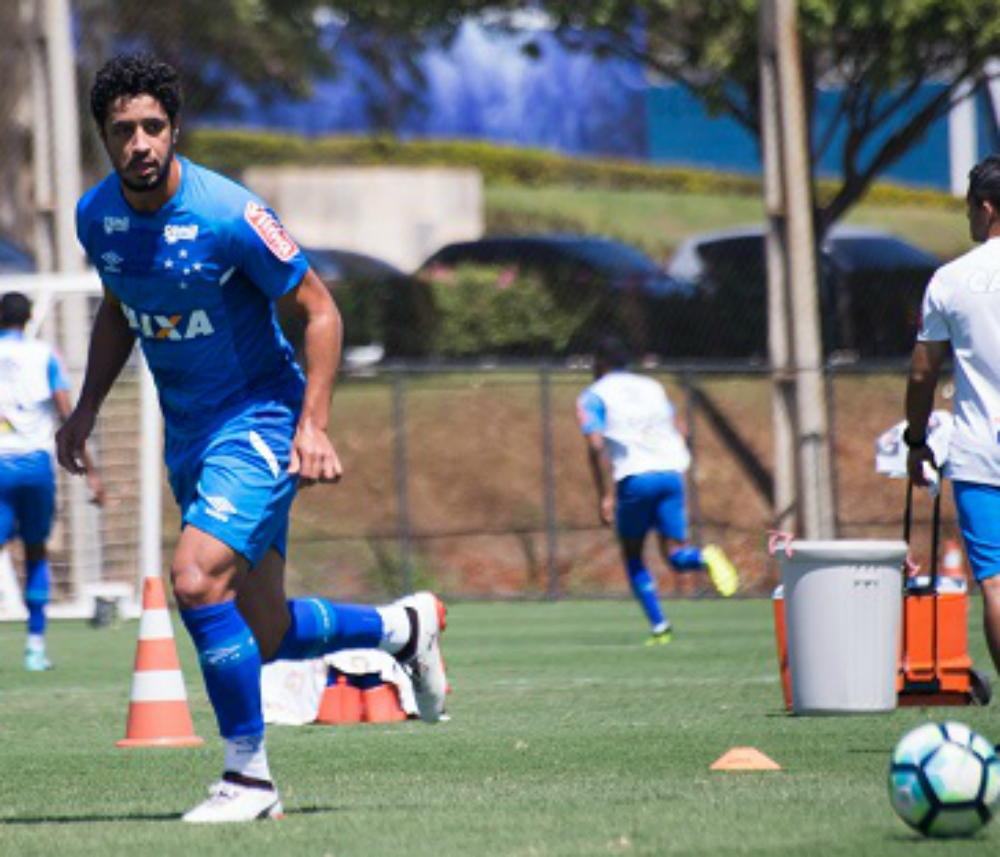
[626,558,667,630]
[668,546,703,572]
[180,602,263,739]
[269,598,384,663]
[24,559,50,637]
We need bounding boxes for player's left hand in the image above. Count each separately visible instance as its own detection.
[907,445,936,487]
[599,495,615,527]
[289,421,343,487]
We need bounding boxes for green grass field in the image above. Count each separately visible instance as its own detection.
[1,599,998,856]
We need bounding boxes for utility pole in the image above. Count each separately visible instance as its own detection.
[28,0,103,601]
[758,0,796,535]
[759,0,836,539]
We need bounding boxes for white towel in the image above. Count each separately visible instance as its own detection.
[261,649,419,725]
[261,659,328,725]
[874,410,953,497]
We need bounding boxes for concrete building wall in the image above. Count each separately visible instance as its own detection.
[243,166,484,271]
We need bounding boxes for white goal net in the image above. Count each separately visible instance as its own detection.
[0,272,162,620]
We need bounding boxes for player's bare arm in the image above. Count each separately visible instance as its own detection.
[904,339,948,487]
[584,432,614,526]
[277,268,343,486]
[55,288,136,476]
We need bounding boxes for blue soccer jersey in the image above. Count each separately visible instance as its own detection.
[75,157,307,438]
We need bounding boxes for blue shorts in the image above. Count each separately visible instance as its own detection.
[615,471,688,542]
[952,480,1000,582]
[166,402,299,568]
[0,451,56,545]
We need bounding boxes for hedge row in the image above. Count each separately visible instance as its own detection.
[185,129,961,210]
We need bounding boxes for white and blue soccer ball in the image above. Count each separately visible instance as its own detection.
[889,721,1000,838]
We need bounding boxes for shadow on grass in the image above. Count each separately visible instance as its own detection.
[0,806,340,825]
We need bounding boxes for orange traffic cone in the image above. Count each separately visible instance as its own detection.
[117,577,204,748]
[316,674,363,724]
[362,681,408,723]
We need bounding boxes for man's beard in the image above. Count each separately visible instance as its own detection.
[119,142,175,194]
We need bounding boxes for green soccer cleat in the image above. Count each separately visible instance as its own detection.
[703,545,739,597]
[645,628,673,646]
[24,647,52,672]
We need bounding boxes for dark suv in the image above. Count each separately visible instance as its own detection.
[419,234,687,358]
[666,225,940,360]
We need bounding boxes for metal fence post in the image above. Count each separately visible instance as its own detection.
[392,372,413,595]
[540,366,559,599]
[683,371,703,546]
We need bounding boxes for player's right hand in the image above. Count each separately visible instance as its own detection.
[56,409,96,476]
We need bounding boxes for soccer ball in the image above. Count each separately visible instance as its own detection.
[889,721,1000,838]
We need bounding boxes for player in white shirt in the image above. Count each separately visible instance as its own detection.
[0,292,103,670]
[577,338,739,644]
[906,154,1000,678]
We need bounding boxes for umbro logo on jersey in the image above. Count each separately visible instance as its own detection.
[244,201,299,261]
[101,251,123,273]
[164,223,199,244]
[103,216,129,235]
[120,302,215,341]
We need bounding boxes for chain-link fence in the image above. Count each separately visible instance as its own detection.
[0,3,984,603]
[242,362,955,604]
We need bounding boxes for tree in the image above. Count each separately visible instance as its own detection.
[72,0,445,132]
[74,0,335,109]
[71,1,1000,229]
[325,0,1000,232]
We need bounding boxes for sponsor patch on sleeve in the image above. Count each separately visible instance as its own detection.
[244,201,300,262]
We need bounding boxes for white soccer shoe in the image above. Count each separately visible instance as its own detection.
[398,591,448,724]
[182,780,284,824]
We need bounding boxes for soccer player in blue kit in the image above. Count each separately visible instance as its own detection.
[577,338,739,644]
[56,53,447,823]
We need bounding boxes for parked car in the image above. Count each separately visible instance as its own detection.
[278,247,434,363]
[0,234,35,274]
[422,234,682,298]
[665,225,941,359]
[418,234,688,358]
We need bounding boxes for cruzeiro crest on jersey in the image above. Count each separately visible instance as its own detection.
[244,201,299,261]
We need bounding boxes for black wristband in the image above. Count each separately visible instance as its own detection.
[903,426,928,449]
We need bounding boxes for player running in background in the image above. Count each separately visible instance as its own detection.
[57,53,446,823]
[906,154,1000,680]
[577,337,739,644]
[0,291,104,670]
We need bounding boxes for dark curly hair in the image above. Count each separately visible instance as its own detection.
[0,292,31,327]
[90,53,182,129]
[594,336,631,370]
[968,155,1000,209]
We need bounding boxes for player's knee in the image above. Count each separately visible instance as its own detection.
[981,574,1000,608]
[24,543,47,564]
[170,559,221,609]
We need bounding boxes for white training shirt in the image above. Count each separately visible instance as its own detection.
[919,236,1000,486]
[577,370,691,481]
[0,331,70,456]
